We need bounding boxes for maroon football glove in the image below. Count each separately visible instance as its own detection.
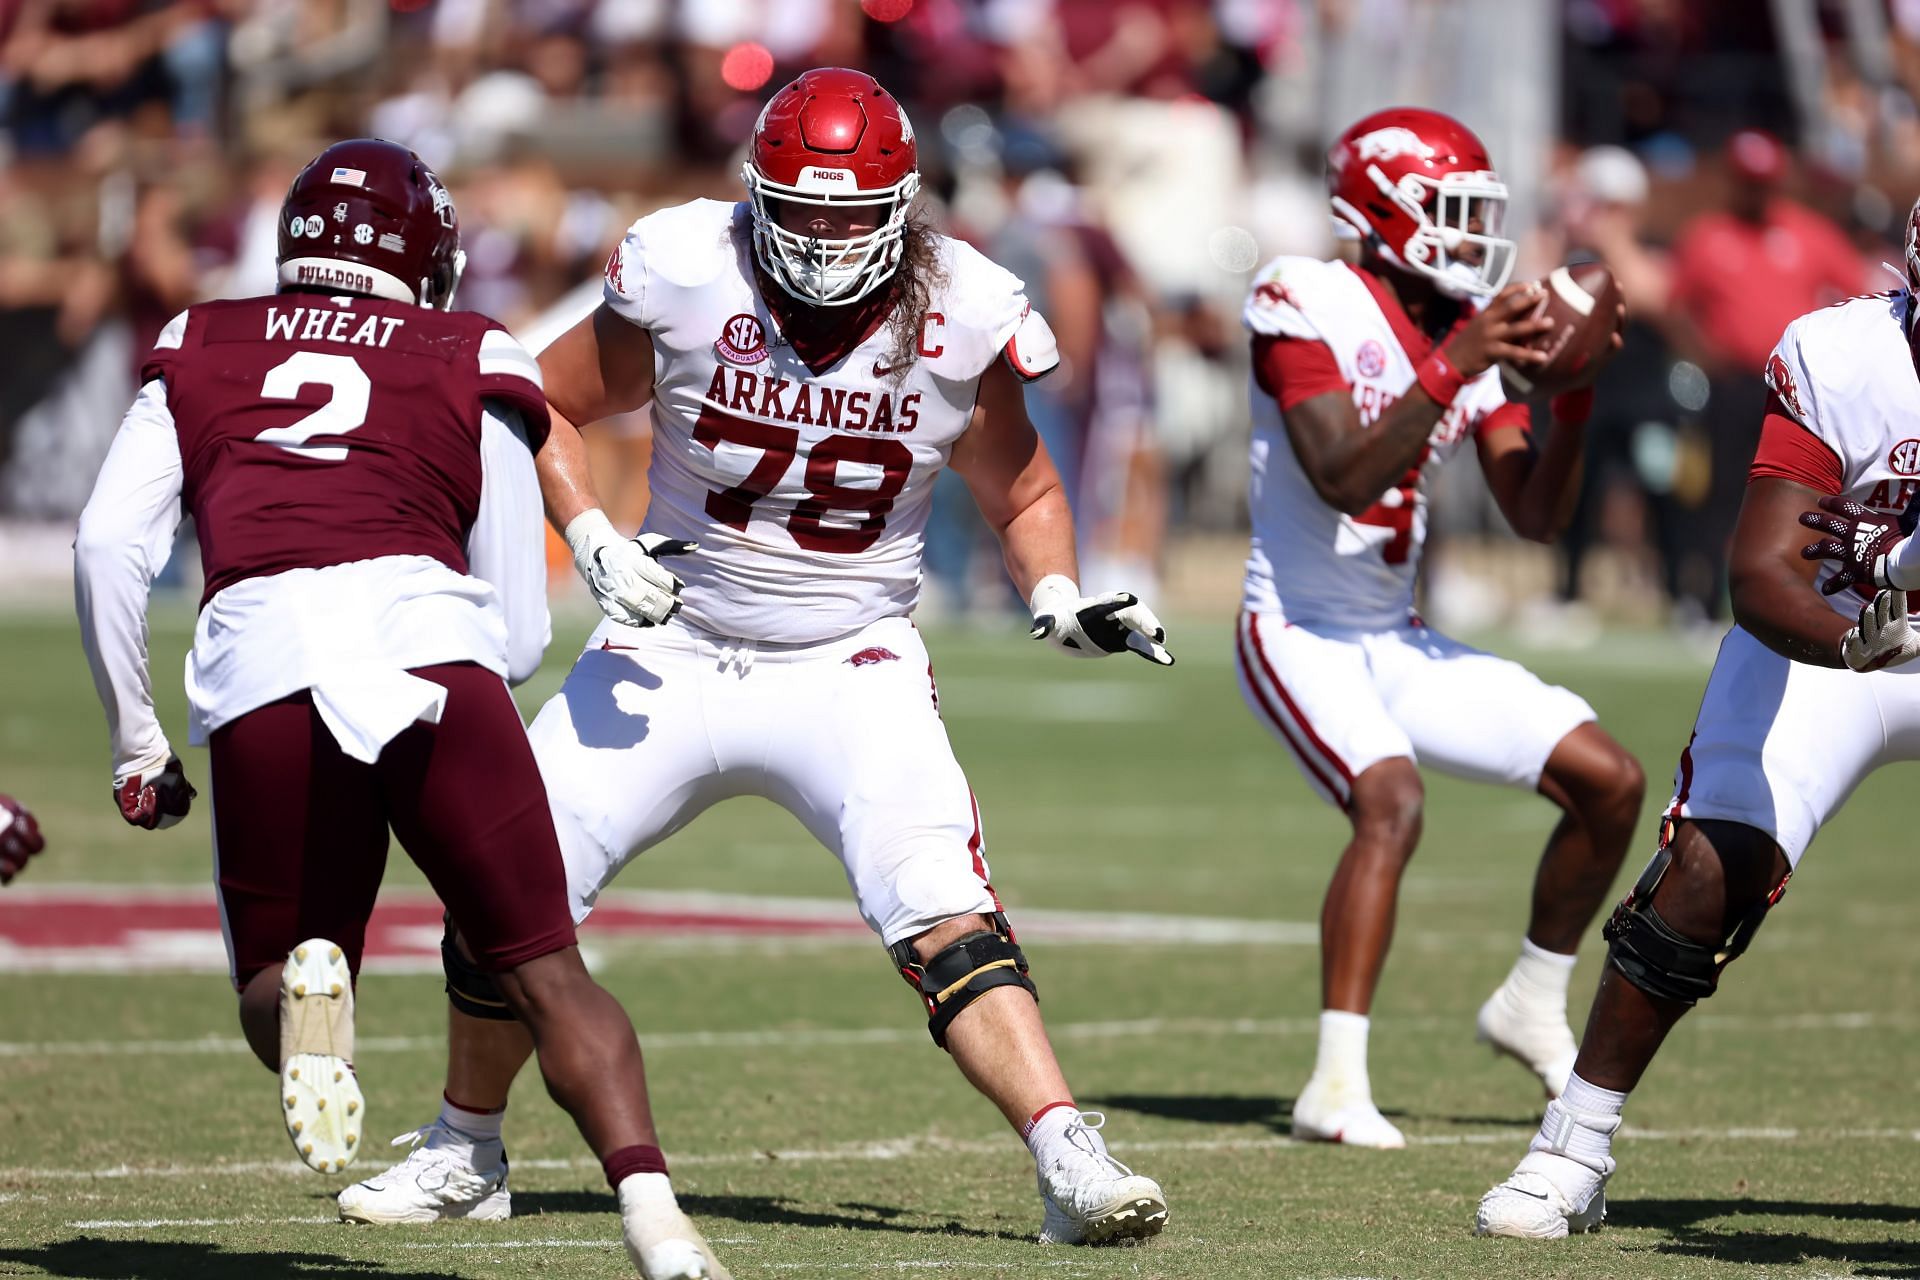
[0,794,45,885]
[1799,496,1909,596]
[115,756,196,830]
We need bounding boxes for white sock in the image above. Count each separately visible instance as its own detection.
[618,1171,704,1272]
[1558,1071,1626,1118]
[1024,1102,1098,1169]
[617,1170,680,1215]
[1528,1071,1625,1177]
[1310,1010,1371,1092]
[1500,937,1578,1014]
[437,1096,504,1147]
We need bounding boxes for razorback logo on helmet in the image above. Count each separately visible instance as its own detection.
[1890,439,1920,476]
[1352,127,1436,165]
[1765,351,1806,421]
[604,241,624,292]
[714,312,770,365]
[845,646,901,667]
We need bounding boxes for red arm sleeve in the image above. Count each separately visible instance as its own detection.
[1748,393,1843,493]
[1252,333,1348,411]
[1474,400,1532,441]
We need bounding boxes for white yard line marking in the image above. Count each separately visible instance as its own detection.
[4,1006,1910,1060]
[401,1238,756,1250]
[11,1123,1920,1185]
[69,1216,338,1228]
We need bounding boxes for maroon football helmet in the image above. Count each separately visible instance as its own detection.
[742,67,920,307]
[277,139,465,309]
[1326,107,1514,299]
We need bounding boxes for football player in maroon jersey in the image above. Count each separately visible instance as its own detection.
[73,139,726,1280]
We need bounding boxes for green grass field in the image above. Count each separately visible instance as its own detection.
[2,603,1918,1279]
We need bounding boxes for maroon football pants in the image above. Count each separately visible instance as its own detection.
[209,661,575,988]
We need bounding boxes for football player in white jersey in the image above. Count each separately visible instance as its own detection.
[337,68,1171,1249]
[1477,196,1920,1239]
[1236,107,1641,1149]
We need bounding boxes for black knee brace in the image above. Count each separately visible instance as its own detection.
[1602,845,1789,1006]
[889,912,1037,1049]
[442,916,517,1021]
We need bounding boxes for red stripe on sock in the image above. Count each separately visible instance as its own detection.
[443,1091,505,1116]
[1022,1100,1077,1140]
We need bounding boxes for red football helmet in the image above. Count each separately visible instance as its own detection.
[742,67,920,307]
[277,138,465,309]
[1327,107,1514,299]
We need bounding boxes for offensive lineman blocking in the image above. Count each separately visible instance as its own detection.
[1478,196,1920,1238]
[339,69,1173,1245]
[1237,108,1642,1147]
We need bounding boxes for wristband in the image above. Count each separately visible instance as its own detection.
[1886,534,1920,591]
[563,508,619,570]
[1550,386,1595,425]
[1415,351,1467,408]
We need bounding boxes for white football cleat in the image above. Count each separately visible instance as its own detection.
[1290,1077,1406,1149]
[278,938,364,1174]
[1034,1112,1168,1245]
[619,1172,731,1279]
[337,1123,510,1224]
[1475,1152,1608,1239]
[1476,987,1578,1098]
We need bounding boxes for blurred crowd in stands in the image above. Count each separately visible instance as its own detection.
[2,0,1917,634]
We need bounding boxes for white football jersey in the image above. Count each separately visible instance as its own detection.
[1765,290,1920,616]
[604,199,1056,643]
[1240,255,1515,629]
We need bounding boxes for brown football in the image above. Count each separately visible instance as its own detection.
[1498,261,1623,399]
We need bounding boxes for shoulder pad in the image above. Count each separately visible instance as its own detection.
[936,236,1038,381]
[603,199,743,330]
[477,324,551,451]
[139,309,194,385]
[1243,256,1336,340]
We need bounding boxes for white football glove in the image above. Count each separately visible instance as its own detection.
[564,509,696,629]
[1028,574,1174,666]
[1841,589,1920,673]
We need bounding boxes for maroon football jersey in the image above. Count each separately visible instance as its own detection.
[140,294,550,604]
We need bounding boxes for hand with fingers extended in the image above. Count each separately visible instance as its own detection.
[1799,495,1917,595]
[115,755,196,830]
[1842,589,1920,672]
[565,509,697,629]
[1439,281,1556,380]
[0,794,45,884]
[1028,575,1174,666]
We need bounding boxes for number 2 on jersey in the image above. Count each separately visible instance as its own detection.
[255,351,370,462]
[693,403,911,553]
